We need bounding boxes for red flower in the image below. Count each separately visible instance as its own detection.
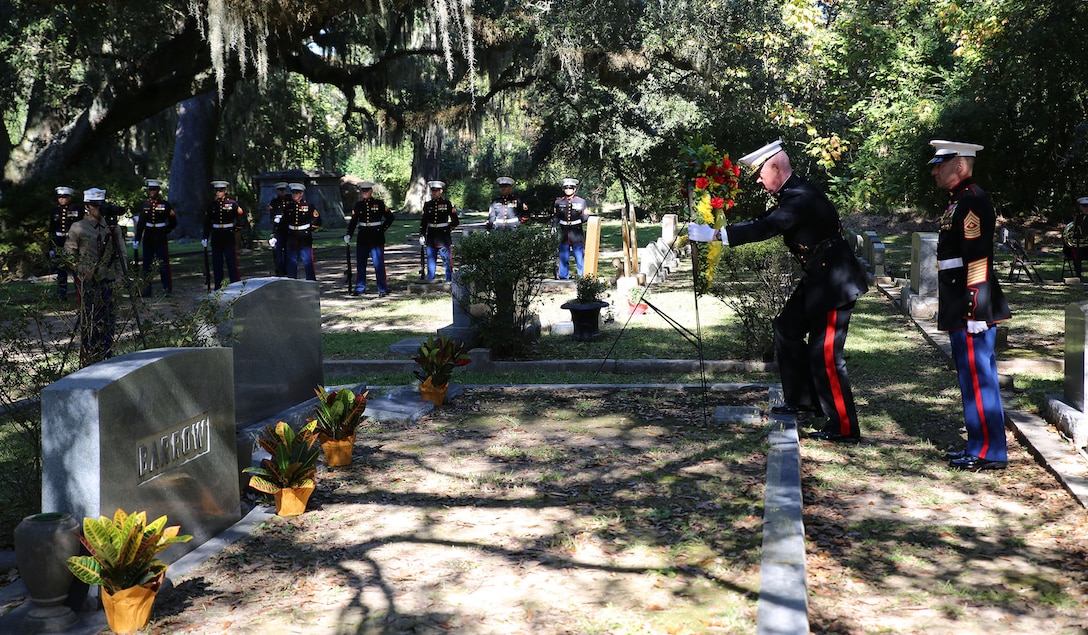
[713,175,726,185]
[706,164,719,176]
[732,165,741,177]
[710,197,725,209]
[695,177,709,189]
[727,200,735,209]
[723,157,732,169]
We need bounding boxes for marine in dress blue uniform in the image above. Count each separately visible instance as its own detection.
[689,140,869,442]
[552,177,589,279]
[929,140,1011,471]
[134,178,177,294]
[280,182,322,281]
[420,180,459,282]
[345,181,395,295]
[202,180,246,289]
[268,181,289,275]
[48,186,83,299]
[487,176,529,231]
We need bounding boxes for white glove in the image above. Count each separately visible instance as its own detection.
[133,240,139,249]
[201,239,208,248]
[687,222,716,242]
[273,215,282,224]
[419,235,426,246]
[49,249,56,258]
[268,237,278,247]
[343,234,351,244]
[967,320,989,334]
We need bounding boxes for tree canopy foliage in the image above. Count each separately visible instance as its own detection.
[3,0,1088,276]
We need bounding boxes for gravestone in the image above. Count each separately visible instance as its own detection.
[437,273,481,348]
[216,277,323,426]
[863,231,880,264]
[661,214,679,246]
[41,348,240,565]
[909,232,939,295]
[871,242,886,278]
[903,232,940,319]
[657,237,679,272]
[1065,301,1088,411]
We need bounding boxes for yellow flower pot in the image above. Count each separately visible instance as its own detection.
[319,433,356,467]
[101,578,161,634]
[274,484,315,517]
[419,376,448,406]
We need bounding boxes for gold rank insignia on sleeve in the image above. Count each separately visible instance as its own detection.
[966,257,988,286]
[963,211,982,239]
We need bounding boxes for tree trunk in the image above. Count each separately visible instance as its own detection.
[404,125,443,213]
[169,91,223,239]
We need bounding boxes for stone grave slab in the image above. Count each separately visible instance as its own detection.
[41,348,240,565]
[216,277,322,427]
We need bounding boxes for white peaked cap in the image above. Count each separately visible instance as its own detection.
[146,179,162,188]
[561,178,578,187]
[1077,197,1088,205]
[428,180,446,190]
[211,180,229,189]
[84,188,106,202]
[56,186,74,196]
[359,181,375,189]
[497,176,515,186]
[288,182,306,192]
[274,181,288,189]
[928,140,984,164]
[738,140,784,170]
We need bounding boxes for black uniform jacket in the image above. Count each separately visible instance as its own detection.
[935,178,1011,331]
[724,173,868,317]
[421,198,459,248]
[347,198,394,247]
[203,198,245,249]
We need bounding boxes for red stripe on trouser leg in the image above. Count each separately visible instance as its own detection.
[965,333,990,458]
[824,309,850,434]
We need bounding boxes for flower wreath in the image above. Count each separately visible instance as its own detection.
[678,139,741,295]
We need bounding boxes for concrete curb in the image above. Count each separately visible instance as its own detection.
[757,414,809,634]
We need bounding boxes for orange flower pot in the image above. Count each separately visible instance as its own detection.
[319,433,356,467]
[419,376,448,406]
[274,484,315,517]
[101,580,160,634]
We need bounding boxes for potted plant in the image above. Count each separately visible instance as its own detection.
[66,509,192,634]
[412,334,471,405]
[312,386,368,467]
[242,420,321,517]
[560,274,610,340]
[627,284,649,315]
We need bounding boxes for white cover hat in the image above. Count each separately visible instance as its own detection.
[55,186,74,196]
[427,180,446,190]
[928,140,984,164]
[274,181,288,189]
[210,180,229,189]
[1077,197,1088,205]
[288,182,306,192]
[359,181,375,189]
[84,188,106,203]
[497,176,515,186]
[145,178,162,188]
[561,178,578,187]
[739,140,784,170]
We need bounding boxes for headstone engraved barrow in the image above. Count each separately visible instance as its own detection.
[41,347,240,566]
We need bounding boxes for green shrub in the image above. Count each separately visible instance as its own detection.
[711,241,798,361]
[456,227,555,359]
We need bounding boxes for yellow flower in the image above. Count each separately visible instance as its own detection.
[696,195,714,224]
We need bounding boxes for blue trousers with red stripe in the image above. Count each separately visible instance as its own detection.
[774,291,860,437]
[949,327,1008,461]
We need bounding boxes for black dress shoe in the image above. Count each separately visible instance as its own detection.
[945,448,967,460]
[809,430,861,444]
[949,454,1008,471]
